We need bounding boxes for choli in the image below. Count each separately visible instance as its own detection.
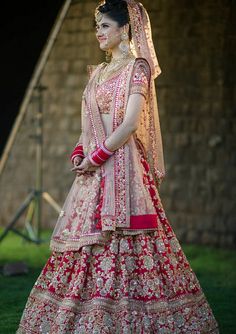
[95,75,118,115]
[95,58,151,115]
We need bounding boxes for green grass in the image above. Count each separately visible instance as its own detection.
[0,230,51,334]
[0,230,236,333]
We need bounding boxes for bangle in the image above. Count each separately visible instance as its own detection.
[101,140,113,155]
[70,144,85,163]
[88,140,114,166]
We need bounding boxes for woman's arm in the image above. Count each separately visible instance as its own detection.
[73,59,150,173]
[72,93,145,174]
[104,93,146,151]
[105,58,150,151]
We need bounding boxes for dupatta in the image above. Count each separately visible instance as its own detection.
[50,1,166,251]
[50,59,164,251]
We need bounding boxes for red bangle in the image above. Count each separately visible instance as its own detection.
[70,144,85,163]
[88,140,113,166]
[101,140,113,155]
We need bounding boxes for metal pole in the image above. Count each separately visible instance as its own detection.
[34,86,45,239]
[0,0,72,177]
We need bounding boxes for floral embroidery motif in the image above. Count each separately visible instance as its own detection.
[95,75,119,114]
[17,60,218,334]
[17,231,219,333]
[129,59,151,99]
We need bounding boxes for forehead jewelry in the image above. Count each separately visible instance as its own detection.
[95,10,103,24]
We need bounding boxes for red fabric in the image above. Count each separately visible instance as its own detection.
[17,145,219,334]
[129,214,157,229]
[95,177,105,229]
[17,232,219,333]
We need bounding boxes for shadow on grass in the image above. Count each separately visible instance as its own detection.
[0,229,52,333]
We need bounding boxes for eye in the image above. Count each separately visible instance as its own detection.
[102,24,109,28]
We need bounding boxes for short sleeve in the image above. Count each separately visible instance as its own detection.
[129,58,151,99]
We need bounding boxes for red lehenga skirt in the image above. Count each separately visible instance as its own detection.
[17,156,219,334]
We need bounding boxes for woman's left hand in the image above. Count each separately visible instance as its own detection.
[71,157,97,175]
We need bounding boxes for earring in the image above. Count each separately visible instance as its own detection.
[119,32,130,56]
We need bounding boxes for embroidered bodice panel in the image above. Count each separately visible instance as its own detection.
[95,74,119,114]
[95,59,150,115]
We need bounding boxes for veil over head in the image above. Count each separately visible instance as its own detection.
[125,0,161,79]
[96,0,165,183]
[125,0,165,183]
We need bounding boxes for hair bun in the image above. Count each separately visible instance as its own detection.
[104,0,127,10]
[97,0,129,26]
[106,0,122,5]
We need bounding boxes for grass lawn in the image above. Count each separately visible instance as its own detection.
[0,229,235,333]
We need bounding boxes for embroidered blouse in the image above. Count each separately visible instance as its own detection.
[129,58,151,99]
[95,58,151,114]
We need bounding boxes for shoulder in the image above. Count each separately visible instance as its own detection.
[131,57,151,83]
[132,58,151,80]
[133,58,151,72]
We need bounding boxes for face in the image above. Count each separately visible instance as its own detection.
[95,14,124,51]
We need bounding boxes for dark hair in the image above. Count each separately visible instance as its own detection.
[97,0,130,27]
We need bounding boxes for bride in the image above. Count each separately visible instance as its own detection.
[17,0,219,333]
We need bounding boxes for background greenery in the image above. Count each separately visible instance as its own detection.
[0,230,235,333]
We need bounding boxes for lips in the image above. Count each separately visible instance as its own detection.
[98,38,107,42]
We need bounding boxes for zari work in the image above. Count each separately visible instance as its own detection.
[17,59,219,334]
[96,58,149,114]
[17,226,219,333]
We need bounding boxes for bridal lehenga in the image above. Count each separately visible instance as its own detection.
[17,1,219,333]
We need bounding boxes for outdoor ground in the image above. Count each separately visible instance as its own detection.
[0,229,235,333]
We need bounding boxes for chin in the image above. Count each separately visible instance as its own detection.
[99,44,109,51]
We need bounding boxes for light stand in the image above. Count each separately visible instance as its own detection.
[0,84,61,244]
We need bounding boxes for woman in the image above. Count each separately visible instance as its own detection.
[17,0,219,333]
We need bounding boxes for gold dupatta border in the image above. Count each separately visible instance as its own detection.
[111,61,135,228]
[84,60,135,230]
[85,64,106,147]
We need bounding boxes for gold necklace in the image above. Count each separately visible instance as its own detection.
[97,53,135,85]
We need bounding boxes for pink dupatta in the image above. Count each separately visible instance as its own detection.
[50,58,164,252]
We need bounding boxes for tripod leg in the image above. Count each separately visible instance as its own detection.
[24,199,37,240]
[42,192,61,213]
[0,192,35,242]
[11,227,40,244]
[34,190,42,240]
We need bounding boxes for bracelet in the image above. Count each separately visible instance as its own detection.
[88,140,114,167]
[70,144,85,163]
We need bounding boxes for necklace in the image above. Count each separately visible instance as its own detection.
[97,53,135,85]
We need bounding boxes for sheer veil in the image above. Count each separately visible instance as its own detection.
[126,0,165,185]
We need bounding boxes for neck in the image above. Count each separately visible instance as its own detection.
[109,52,133,64]
[110,45,122,59]
[110,45,132,60]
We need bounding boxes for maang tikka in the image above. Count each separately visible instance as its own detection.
[95,10,103,24]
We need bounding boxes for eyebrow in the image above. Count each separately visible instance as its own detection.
[96,22,111,28]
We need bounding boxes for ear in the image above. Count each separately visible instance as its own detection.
[123,23,129,34]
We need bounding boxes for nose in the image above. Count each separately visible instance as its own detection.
[96,30,102,38]
[96,32,106,41]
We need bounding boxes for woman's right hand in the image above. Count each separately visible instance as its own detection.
[71,156,97,175]
[73,156,83,168]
